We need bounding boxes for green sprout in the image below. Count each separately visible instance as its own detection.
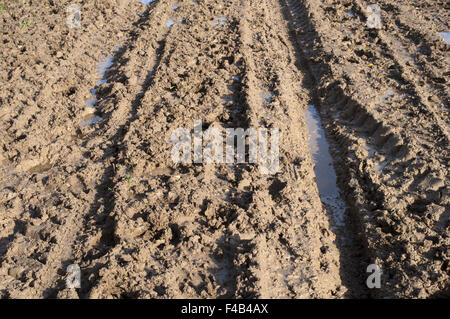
[21,19,31,28]
[125,176,133,183]
[0,2,6,12]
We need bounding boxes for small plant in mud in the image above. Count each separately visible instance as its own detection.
[168,84,178,92]
[20,19,32,28]
[124,176,134,183]
[0,2,6,12]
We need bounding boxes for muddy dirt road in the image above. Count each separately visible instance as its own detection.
[0,0,448,299]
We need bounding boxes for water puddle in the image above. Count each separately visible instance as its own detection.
[345,12,355,18]
[379,89,394,106]
[140,0,156,5]
[261,90,273,107]
[166,18,175,27]
[213,17,227,27]
[222,94,234,102]
[86,97,98,108]
[387,35,415,64]
[363,144,375,158]
[96,56,114,85]
[305,104,346,227]
[133,11,145,17]
[439,32,450,44]
[340,30,354,35]
[363,144,389,172]
[82,55,115,126]
[81,114,102,126]
[374,161,389,172]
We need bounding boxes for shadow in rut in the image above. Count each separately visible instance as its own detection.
[210,234,258,299]
[278,0,371,298]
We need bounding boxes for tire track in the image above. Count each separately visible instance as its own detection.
[232,0,348,298]
[282,0,449,298]
[0,0,144,298]
[57,0,177,298]
[353,0,449,142]
[84,0,348,298]
[86,0,248,298]
[280,0,371,298]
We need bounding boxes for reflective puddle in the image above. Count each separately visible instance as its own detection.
[166,18,184,27]
[363,144,389,173]
[166,18,175,27]
[305,104,346,227]
[380,89,395,105]
[345,12,355,18]
[387,36,415,64]
[82,55,115,126]
[439,32,450,44]
[81,114,102,126]
[96,56,114,85]
[213,17,227,27]
[261,90,273,108]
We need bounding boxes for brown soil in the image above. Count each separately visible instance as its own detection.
[0,0,448,299]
